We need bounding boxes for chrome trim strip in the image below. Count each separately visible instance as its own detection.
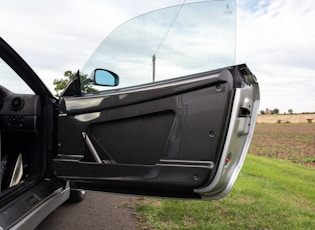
[159,159,213,164]
[156,163,213,169]
[57,154,84,159]
[157,160,214,169]
[82,132,102,163]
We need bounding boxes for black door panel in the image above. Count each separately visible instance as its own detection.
[54,66,259,199]
[89,110,175,164]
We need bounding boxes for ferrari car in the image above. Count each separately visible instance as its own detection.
[0,1,259,229]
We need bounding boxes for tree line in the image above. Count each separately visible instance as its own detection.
[260,108,294,115]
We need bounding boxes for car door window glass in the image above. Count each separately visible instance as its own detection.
[82,0,235,90]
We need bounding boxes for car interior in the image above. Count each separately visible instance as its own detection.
[0,85,43,197]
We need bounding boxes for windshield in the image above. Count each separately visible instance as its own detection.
[82,0,235,89]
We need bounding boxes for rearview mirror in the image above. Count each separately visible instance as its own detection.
[90,69,119,86]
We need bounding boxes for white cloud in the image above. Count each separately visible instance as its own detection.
[236,0,315,113]
[1,0,193,87]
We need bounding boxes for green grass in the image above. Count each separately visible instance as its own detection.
[135,123,315,229]
[136,154,315,229]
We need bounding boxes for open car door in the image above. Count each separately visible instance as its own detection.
[53,1,260,200]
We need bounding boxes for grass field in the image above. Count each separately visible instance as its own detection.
[250,123,315,168]
[257,114,315,124]
[135,123,315,229]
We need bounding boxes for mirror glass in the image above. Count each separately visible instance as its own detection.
[94,69,119,86]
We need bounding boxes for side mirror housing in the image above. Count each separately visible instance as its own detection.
[61,71,82,97]
[91,69,119,86]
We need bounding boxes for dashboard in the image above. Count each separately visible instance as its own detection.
[0,85,40,132]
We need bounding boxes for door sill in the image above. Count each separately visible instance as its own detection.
[0,180,68,229]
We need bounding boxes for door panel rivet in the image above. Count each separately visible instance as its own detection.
[209,131,215,138]
[194,175,199,181]
[215,85,222,92]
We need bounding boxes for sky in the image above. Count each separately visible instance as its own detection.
[0,0,314,113]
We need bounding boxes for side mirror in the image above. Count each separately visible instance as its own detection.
[91,69,119,86]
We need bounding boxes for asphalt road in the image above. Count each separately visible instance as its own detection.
[36,191,138,230]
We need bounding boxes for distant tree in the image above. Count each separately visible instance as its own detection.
[273,108,280,114]
[260,110,265,115]
[288,109,293,114]
[53,70,97,97]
